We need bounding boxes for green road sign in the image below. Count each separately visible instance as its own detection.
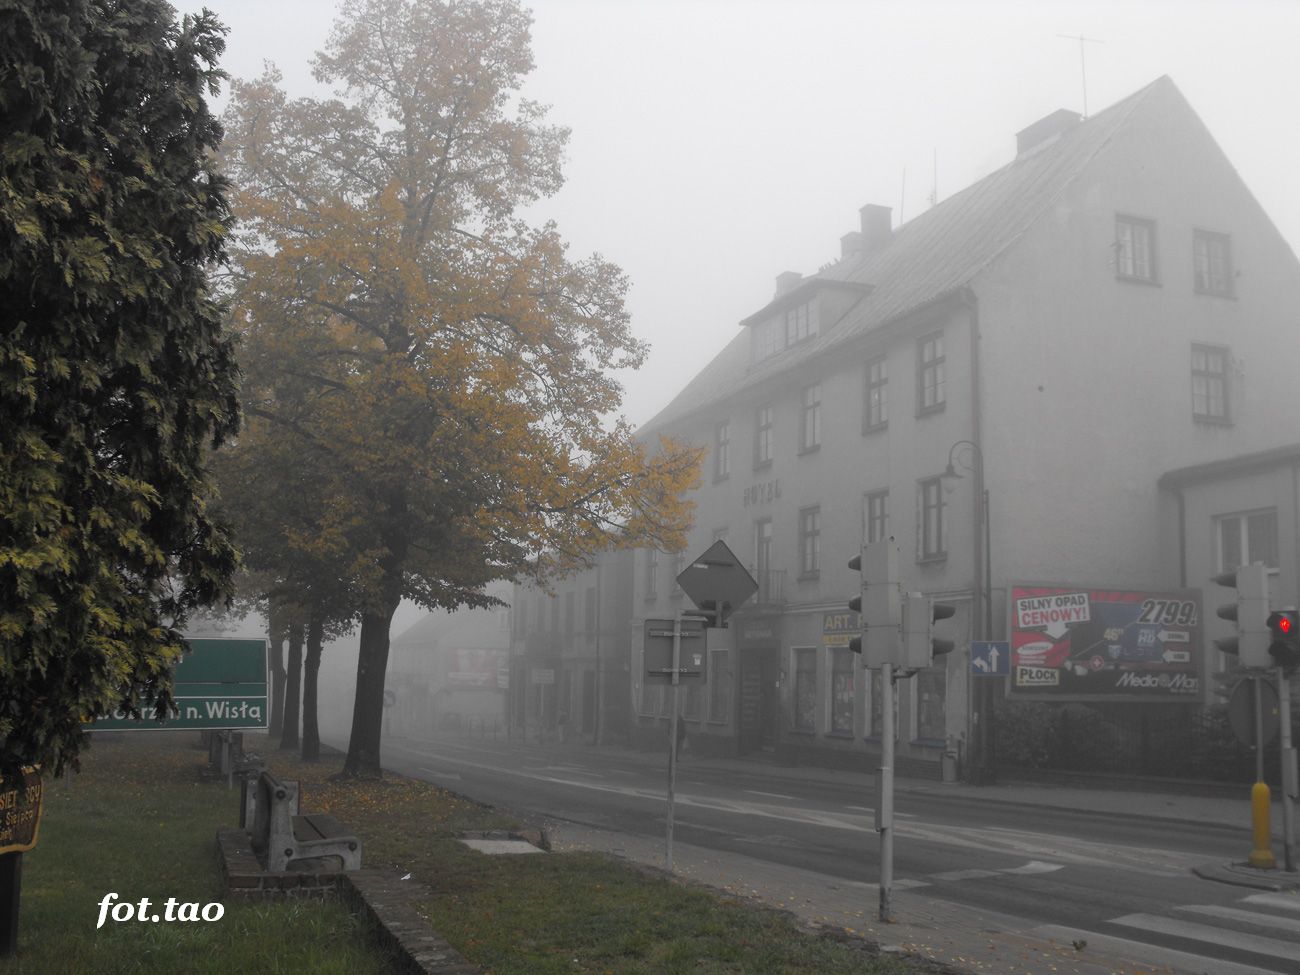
[88,638,268,731]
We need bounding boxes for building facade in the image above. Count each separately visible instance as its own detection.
[509,549,636,745]
[623,77,1300,773]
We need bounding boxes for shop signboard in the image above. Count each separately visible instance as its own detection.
[1009,584,1202,700]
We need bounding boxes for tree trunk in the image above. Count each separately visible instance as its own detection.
[267,604,287,738]
[301,613,324,763]
[279,620,303,751]
[341,601,399,778]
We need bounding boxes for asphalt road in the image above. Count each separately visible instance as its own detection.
[353,731,1300,975]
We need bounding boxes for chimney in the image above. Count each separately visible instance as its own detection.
[1016,108,1082,157]
[859,204,892,250]
[775,270,802,297]
[840,231,865,258]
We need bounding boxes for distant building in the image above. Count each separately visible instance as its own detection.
[509,550,635,745]
[618,76,1300,775]
[386,582,513,736]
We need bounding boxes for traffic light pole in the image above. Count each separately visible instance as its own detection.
[666,610,681,872]
[1278,665,1296,872]
[878,661,894,923]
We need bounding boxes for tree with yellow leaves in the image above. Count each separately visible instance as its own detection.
[222,0,700,777]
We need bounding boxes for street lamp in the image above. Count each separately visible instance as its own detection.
[942,440,996,784]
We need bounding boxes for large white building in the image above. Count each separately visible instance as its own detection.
[614,76,1300,775]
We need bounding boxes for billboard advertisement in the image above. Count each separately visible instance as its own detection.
[1009,584,1202,699]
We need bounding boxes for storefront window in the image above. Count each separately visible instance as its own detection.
[916,668,947,741]
[793,648,816,732]
[708,649,730,723]
[830,649,854,735]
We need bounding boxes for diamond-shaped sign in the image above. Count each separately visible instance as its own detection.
[675,540,758,624]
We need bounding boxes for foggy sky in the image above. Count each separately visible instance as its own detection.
[177,0,1300,429]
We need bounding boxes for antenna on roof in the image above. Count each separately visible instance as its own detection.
[1058,33,1104,117]
[928,148,937,208]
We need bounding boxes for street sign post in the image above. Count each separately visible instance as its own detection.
[971,640,1010,677]
[88,638,268,731]
[644,618,706,684]
[675,540,757,626]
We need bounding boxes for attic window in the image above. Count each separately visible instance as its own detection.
[785,300,817,345]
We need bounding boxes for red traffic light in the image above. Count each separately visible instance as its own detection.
[1280,616,1293,635]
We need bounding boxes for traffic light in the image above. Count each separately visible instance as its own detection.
[847,539,901,665]
[847,550,864,655]
[1267,609,1300,670]
[902,592,958,669]
[1212,561,1270,668]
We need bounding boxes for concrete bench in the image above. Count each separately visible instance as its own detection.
[249,771,361,872]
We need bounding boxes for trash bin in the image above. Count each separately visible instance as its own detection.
[941,749,958,783]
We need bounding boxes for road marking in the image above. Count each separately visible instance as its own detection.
[1108,912,1300,963]
[1031,924,1281,975]
[1177,903,1300,934]
[745,790,797,800]
[930,868,1000,882]
[1243,892,1300,914]
[1000,860,1065,875]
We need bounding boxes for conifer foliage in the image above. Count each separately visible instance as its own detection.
[0,0,240,775]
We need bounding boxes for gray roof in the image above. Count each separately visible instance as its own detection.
[641,76,1177,434]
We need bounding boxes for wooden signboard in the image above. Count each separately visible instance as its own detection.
[0,768,42,856]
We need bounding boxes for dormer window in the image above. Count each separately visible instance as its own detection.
[785,300,816,345]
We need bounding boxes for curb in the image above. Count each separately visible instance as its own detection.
[1192,859,1300,891]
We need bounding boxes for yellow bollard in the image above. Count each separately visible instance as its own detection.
[1249,781,1276,869]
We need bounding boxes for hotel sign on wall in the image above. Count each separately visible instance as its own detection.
[742,479,781,507]
[1009,584,1202,700]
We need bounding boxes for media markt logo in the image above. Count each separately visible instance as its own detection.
[1115,672,1199,694]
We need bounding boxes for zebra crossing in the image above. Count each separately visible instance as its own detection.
[1033,891,1300,975]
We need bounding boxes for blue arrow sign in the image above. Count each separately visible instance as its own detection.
[971,640,1010,677]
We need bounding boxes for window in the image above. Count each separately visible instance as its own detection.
[793,648,817,732]
[753,319,781,361]
[915,669,947,741]
[798,506,821,577]
[1218,509,1279,571]
[799,383,821,453]
[1191,345,1229,422]
[865,490,889,544]
[708,649,731,723]
[672,552,686,598]
[864,355,888,432]
[565,591,575,635]
[1194,230,1233,296]
[917,333,945,414]
[645,549,659,599]
[1116,215,1157,282]
[917,477,946,561]
[714,420,730,480]
[867,672,897,740]
[584,586,597,634]
[830,649,855,735]
[754,518,773,598]
[683,681,701,720]
[754,404,774,467]
[786,301,816,345]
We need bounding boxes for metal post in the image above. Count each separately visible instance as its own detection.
[0,852,19,958]
[878,662,894,922]
[1255,677,1266,784]
[1278,665,1296,872]
[666,609,681,872]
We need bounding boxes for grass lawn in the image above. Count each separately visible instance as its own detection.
[0,732,394,974]
[3,731,939,975]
